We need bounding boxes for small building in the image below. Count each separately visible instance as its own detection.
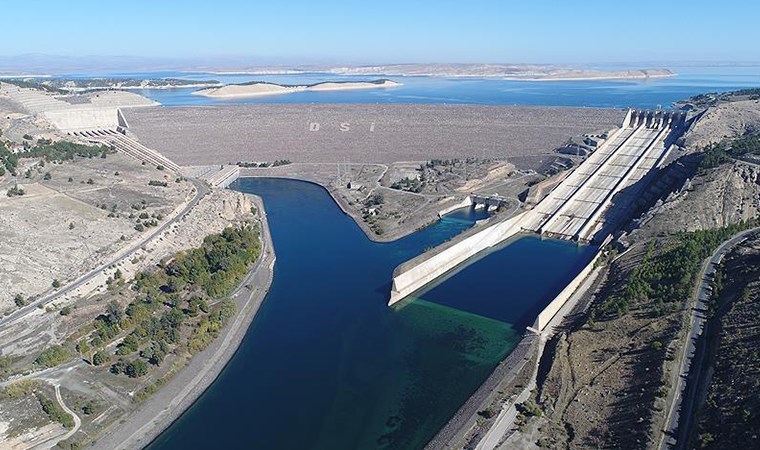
[347,180,363,190]
[583,135,604,147]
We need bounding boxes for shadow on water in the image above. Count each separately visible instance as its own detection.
[148,178,592,450]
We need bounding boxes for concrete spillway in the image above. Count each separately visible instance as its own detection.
[389,109,687,310]
[522,109,684,241]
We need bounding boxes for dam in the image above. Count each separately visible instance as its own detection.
[389,109,688,309]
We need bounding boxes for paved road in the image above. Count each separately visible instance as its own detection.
[0,179,208,328]
[475,381,532,450]
[660,226,760,450]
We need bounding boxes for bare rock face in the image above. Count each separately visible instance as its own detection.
[686,99,760,148]
[633,163,760,237]
[221,192,253,220]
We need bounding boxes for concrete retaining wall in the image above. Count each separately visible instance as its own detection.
[533,234,612,331]
[389,210,532,305]
[42,107,119,132]
[438,197,473,217]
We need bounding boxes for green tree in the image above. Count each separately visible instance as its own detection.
[125,359,148,378]
[92,351,108,366]
[110,358,127,374]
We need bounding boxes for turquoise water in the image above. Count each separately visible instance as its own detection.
[147,178,593,450]
[65,65,760,108]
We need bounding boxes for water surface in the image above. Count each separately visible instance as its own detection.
[69,65,760,109]
[148,178,593,449]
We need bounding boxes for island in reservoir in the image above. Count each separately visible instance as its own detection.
[192,79,401,98]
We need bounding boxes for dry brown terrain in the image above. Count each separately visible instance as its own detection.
[0,153,192,314]
[685,99,760,148]
[244,159,537,241]
[0,186,258,448]
[690,237,760,449]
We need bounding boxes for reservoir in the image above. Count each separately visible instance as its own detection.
[119,65,760,109]
[148,178,595,450]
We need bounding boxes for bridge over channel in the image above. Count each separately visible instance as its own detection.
[389,108,688,309]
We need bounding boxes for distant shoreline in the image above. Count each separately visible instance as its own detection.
[519,72,678,82]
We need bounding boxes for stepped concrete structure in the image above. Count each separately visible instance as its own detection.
[389,109,689,312]
[78,129,182,173]
[0,82,156,133]
[522,109,686,241]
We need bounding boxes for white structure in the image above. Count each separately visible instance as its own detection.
[389,109,687,306]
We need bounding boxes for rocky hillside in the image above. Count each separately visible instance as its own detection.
[690,238,760,449]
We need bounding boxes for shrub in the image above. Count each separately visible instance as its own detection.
[6,184,25,197]
[125,359,149,378]
[2,379,40,399]
[92,351,108,366]
[110,358,128,374]
[82,401,96,415]
[37,393,74,429]
[34,345,71,368]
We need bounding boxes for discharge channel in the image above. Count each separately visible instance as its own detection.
[148,178,595,450]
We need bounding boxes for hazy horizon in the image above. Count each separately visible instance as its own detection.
[1,53,759,76]
[3,0,759,71]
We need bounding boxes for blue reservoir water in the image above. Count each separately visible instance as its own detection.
[147,178,594,450]
[72,65,760,109]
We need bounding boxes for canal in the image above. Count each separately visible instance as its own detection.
[148,178,595,449]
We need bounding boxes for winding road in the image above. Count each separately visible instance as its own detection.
[660,226,760,450]
[54,383,82,445]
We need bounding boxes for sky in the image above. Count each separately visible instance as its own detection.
[3,0,759,66]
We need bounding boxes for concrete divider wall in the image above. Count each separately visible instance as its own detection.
[438,197,473,217]
[533,234,612,331]
[389,210,531,305]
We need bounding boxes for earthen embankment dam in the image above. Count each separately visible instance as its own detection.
[123,104,622,170]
